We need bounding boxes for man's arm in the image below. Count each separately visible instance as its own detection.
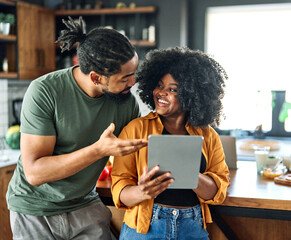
[22,123,147,186]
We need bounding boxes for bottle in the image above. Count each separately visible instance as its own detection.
[148,25,155,42]
[142,28,148,41]
[2,58,8,72]
[129,26,135,40]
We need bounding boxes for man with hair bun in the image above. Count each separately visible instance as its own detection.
[6,16,147,239]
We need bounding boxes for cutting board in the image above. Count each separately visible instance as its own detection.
[274,174,291,186]
[239,139,280,152]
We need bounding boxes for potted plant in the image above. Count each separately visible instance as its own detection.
[0,13,5,34]
[2,13,15,35]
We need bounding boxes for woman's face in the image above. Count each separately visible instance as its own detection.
[153,73,184,118]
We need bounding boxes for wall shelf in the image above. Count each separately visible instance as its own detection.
[130,40,156,47]
[0,71,17,78]
[0,0,16,6]
[55,40,156,48]
[0,0,17,79]
[0,34,16,42]
[55,6,156,16]
[55,6,157,70]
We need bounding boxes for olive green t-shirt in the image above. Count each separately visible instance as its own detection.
[6,66,140,216]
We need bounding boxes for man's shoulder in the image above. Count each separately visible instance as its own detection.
[34,67,72,84]
[28,67,74,95]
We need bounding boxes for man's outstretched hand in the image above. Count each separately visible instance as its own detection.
[96,123,148,157]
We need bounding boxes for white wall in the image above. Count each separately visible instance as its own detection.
[130,83,151,117]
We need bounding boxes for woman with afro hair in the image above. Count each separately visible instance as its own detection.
[111,47,230,240]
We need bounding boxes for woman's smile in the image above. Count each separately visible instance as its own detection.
[156,97,170,106]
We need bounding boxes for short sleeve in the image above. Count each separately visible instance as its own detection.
[20,80,56,136]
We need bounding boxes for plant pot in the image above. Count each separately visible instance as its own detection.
[2,23,11,35]
[0,22,3,34]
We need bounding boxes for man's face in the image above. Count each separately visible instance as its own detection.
[101,52,139,103]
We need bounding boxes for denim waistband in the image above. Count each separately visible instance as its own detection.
[152,204,201,219]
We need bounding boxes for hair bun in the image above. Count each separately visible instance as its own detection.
[79,33,87,44]
[56,16,87,52]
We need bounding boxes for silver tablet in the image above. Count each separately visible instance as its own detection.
[147,135,203,189]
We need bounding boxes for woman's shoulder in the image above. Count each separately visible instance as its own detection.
[126,112,158,127]
[121,112,160,138]
[189,124,218,136]
[189,125,221,147]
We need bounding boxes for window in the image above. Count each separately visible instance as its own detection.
[205,4,291,137]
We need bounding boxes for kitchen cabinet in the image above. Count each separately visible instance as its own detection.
[0,0,17,79]
[0,164,16,240]
[55,6,157,69]
[2,3,157,79]
[0,1,56,80]
[17,1,55,80]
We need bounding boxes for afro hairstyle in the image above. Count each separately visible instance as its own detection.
[136,47,227,127]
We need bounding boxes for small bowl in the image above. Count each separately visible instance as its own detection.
[265,155,281,168]
[262,165,287,179]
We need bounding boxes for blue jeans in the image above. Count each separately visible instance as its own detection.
[119,204,209,240]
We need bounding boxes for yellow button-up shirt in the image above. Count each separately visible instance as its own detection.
[111,112,229,234]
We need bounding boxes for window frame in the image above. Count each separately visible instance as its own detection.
[189,0,291,138]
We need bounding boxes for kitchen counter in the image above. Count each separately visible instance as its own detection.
[222,161,291,210]
[96,161,291,239]
[0,149,20,168]
[96,161,291,210]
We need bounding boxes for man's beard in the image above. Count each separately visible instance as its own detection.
[102,87,131,104]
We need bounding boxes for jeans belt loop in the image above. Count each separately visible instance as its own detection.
[193,205,199,220]
[154,205,161,219]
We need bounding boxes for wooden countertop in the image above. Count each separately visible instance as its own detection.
[223,161,291,211]
[96,161,291,211]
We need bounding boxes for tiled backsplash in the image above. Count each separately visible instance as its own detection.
[0,80,30,138]
[0,80,8,138]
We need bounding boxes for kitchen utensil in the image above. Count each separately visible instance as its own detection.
[12,98,23,125]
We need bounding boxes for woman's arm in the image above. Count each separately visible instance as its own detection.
[193,128,229,204]
[193,173,218,200]
[119,166,174,207]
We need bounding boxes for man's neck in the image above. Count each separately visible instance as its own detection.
[72,67,104,98]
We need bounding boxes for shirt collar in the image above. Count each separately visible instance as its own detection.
[144,112,199,135]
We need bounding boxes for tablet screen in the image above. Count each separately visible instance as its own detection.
[148,135,203,189]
